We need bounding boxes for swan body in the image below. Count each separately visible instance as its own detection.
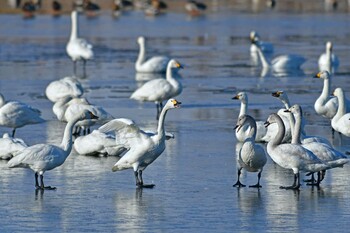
[45,76,84,103]
[0,94,45,137]
[52,96,89,121]
[8,109,98,190]
[331,88,350,137]
[131,59,183,118]
[66,11,94,74]
[314,71,350,119]
[265,113,329,189]
[232,92,266,142]
[318,41,339,74]
[98,99,181,188]
[233,115,267,188]
[0,133,28,160]
[185,0,207,16]
[249,31,274,54]
[74,130,127,156]
[254,40,305,72]
[135,36,170,73]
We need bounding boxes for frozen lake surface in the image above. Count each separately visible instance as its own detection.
[1,9,350,232]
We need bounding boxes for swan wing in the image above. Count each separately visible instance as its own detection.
[130,79,172,101]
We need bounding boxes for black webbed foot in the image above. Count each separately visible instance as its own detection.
[233,181,246,188]
[137,184,155,189]
[249,183,262,188]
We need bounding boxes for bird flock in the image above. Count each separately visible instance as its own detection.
[0,8,349,192]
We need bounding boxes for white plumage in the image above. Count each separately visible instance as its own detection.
[0,93,45,137]
[0,133,28,160]
[45,76,84,103]
[249,31,274,54]
[98,99,181,188]
[318,41,339,74]
[233,115,267,188]
[135,36,170,73]
[8,109,98,190]
[331,88,350,137]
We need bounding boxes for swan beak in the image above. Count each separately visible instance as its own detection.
[172,99,181,108]
[264,121,271,128]
[90,112,99,120]
[176,62,184,69]
[234,124,242,132]
[314,72,321,78]
[284,109,291,113]
[232,95,239,100]
[272,91,282,97]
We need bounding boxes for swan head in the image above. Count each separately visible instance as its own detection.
[0,93,5,107]
[272,90,289,102]
[284,104,302,115]
[73,109,99,123]
[332,87,343,97]
[264,113,279,128]
[234,114,254,132]
[137,36,145,45]
[326,41,333,52]
[232,92,247,103]
[166,99,181,109]
[314,70,330,80]
[250,31,259,43]
[168,59,184,69]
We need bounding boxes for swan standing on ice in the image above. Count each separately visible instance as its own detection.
[99,99,181,188]
[286,104,348,185]
[318,41,339,74]
[0,94,45,137]
[264,113,329,190]
[8,109,98,190]
[135,36,170,73]
[232,92,266,142]
[233,115,267,188]
[253,39,306,73]
[66,11,94,76]
[331,88,350,137]
[131,59,183,119]
[45,76,84,103]
[249,31,274,54]
[0,133,28,160]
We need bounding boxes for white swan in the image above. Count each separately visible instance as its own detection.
[314,70,350,119]
[0,133,28,160]
[135,36,170,73]
[66,11,94,75]
[131,59,183,118]
[45,76,84,103]
[249,31,274,54]
[52,96,89,121]
[232,92,266,142]
[286,104,348,185]
[74,130,127,156]
[331,88,350,137]
[265,113,329,190]
[8,109,98,190]
[318,41,339,74]
[98,99,181,188]
[254,40,306,73]
[233,115,267,188]
[0,94,45,137]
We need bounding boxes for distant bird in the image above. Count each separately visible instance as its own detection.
[318,41,339,74]
[21,0,38,18]
[8,109,98,190]
[185,0,207,16]
[131,59,183,119]
[0,93,45,137]
[113,0,133,17]
[253,39,306,73]
[45,76,84,103]
[82,0,100,17]
[0,133,28,160]
[233,115,267,188]
[144,0,167,16]
[99,99,181,188]
[135,36,170,73]
[66,11,94,76]
[249,31,274,54]
[265,113,329,190]
[51,0,62,16]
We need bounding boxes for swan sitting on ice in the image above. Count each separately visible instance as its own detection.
[135,36,170,73]
[66,11,94,75]
[318,41,339,74]
[264,113,329,190]
[99,99,181,188]
[45,76,84,103]
[8,109,98,190]
[0,93,45,137]
[233,115,267,188]
[0,133,28,160]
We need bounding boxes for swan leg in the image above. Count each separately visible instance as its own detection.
[35,173,40,189]
[135,170,154,188]
[280,173,300,190]
[12,128,16,137]
[304,173,316,183]
[156,103,162,120]
[233,168,246,187]
[73,60,77,75]
[39,174,56,190]
[249,170,262,188]
[83,59,87,77]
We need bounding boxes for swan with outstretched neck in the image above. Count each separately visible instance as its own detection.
[264,113,329,190]
[233,115,267,188]
[8,109,98,190]
[99,99,181,188]
[135,36,170,73]
[318,41,339,74]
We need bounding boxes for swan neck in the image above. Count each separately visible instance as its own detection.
[246,117,257,139]
[336,91,346,117]
[256,46,270,68]
[0,94,5,107]
[268,116,285,147]
[321,77,331,98]
[239,101,247,117]
[70,12,78,41]
[136,40,145,66]
[156,106,168,140]
[60,119,78,153]
[291,112,302,144]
